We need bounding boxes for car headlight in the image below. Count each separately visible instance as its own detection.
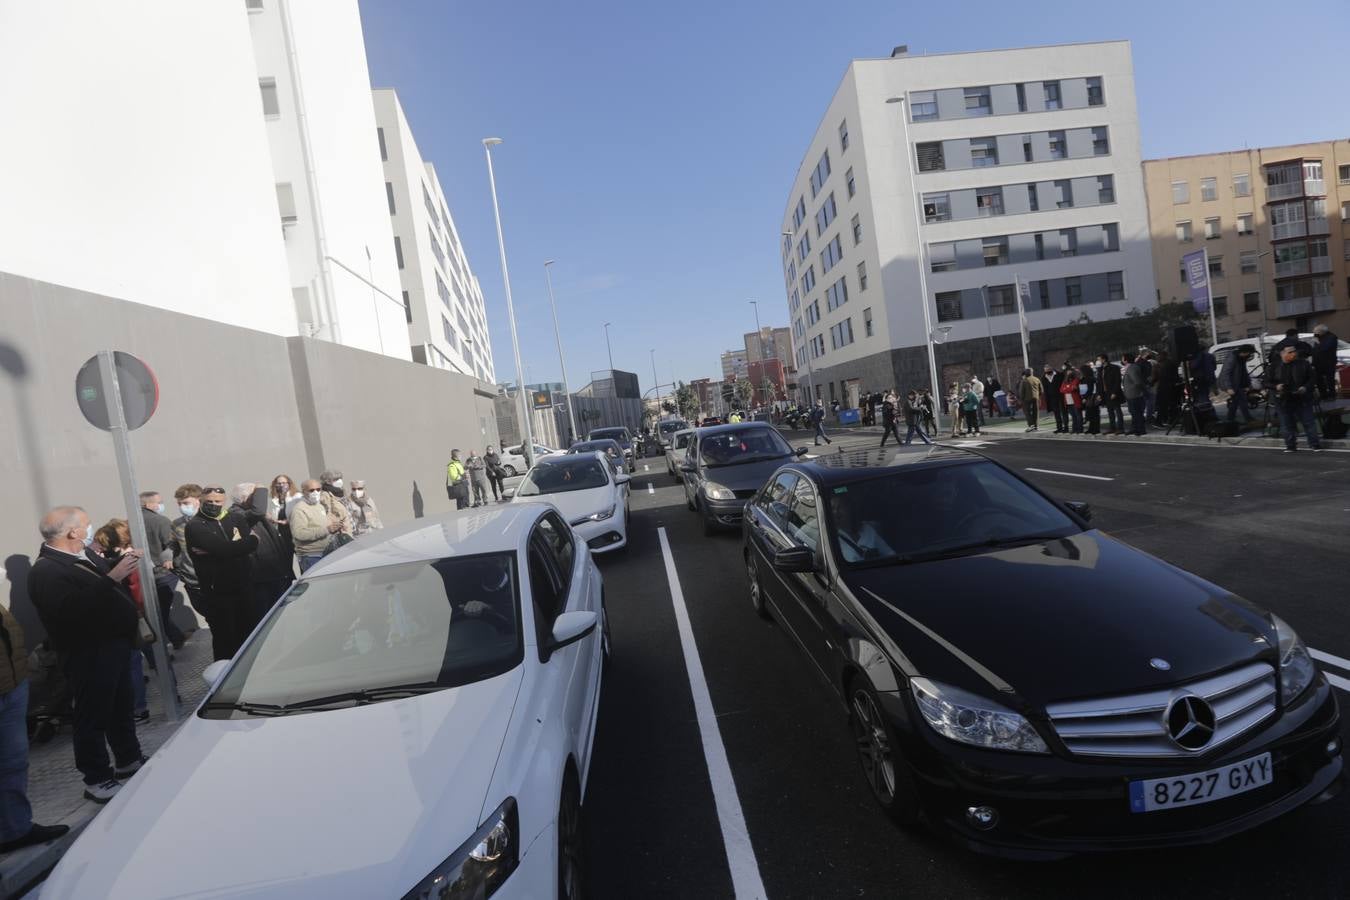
[1272,614,1315,705]
[911,677,1048,754]
[703,482,736,501]
[587,504,617,522]
[402,797,518,899]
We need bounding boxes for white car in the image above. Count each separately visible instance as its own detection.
[43,504,607,900]
[498,443,561,477]
[513,453,630,554]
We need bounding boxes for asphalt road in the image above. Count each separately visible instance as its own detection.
[581,433,1350,899]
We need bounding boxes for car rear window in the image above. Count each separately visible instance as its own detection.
[518,458,610,495]
[698,427,792,466]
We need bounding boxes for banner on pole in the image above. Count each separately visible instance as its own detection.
[1183,249,1209,313]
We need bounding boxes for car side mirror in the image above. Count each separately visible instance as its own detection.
[615,474,631,485]
[1064,501,1092,522]
[680,462,696,473]
[202,659,230,689]
[503,487,516,500]
[546,610,598,658]
[795,447,810,457]
[772,546,816,573]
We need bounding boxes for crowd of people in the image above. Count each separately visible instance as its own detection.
[444,446,510,509]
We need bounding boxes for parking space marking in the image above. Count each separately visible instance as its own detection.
[647,482,655,494]
[1025,467,1115,482]
[657,528,767,900]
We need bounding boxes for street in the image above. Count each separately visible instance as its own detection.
[582,432,1350,899]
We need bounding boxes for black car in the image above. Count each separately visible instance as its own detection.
[742,446,1341,858]
[587,427,635,471]
[681,423,807,535]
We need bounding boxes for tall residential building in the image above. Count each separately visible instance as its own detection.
[720,349,749,381]
[781,41,1155,408]
[373,89,495,380]
[1143,140,1350,340]
[743,327,794,367]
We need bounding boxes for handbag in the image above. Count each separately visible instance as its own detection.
[137,615,157,647]
[324,531,354,556]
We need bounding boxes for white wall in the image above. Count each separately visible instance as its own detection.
[0,0,295,335]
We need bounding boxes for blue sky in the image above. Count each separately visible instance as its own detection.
[359,0,1348,396]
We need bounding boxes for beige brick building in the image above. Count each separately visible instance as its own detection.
[1143,139,1350,342]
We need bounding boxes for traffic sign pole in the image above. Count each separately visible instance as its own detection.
[96,351,180,723]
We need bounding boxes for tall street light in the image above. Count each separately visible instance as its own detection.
[543,260,579,445]
[603,322,615,372]
[978,284,1004,387]
[650,348,661,422]
[482,137,535,468]
[886,95,943,434]
[749,299,766,407]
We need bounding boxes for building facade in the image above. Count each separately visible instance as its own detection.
[720,349,749,382]
[373,89,495,379]
[1143,140,1350,341]
[743,327,794,368]
[780,41,1156,408]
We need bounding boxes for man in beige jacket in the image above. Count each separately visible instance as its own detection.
[290,479,352,574]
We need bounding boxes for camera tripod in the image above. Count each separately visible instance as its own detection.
[1163,361,1206,437]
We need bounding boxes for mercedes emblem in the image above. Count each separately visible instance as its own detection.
[1149,657,1171,671]
[1164,694,1217,751]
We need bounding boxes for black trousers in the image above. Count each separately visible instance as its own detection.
[65,641,142,784]
[153,579,185,647]
[488,474,504,500]
[201,589,248,661]
[1049,399,1068,431]
[879,420,902,446]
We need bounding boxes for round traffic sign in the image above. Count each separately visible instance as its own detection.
[75,352,160,431]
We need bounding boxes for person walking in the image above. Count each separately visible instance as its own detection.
[1097,354,1124,434]
[483,446,507,502]
[1081,363,1100,434]
[289,479,351,575]
[1018,369,1043,432]
[919,389,937,436]
[1312,324,1339,400]
[811,401,832,446]
[1121,353,1147,436]
[186,486,260,661]
[1268,345,1323,452]
[983,375,1001,419]
[138,491,185,651]
[878,392,902,447]
[229,484,293,628]
[345,480,383,536]
[0,602,68,852]
[467,451,491,508]
[28,507,145,804]
[170,485,212,641]
[960,383,982,436]
[446,450,469,510]
[1059,366,1084,434]
[902,391,933,445]
[1220,345,1255,426]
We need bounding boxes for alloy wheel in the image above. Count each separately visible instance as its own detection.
[746,555,766,617]
[558,774,584,899]
[851,689,897,803]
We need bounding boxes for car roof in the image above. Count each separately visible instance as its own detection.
[784,445,986,487]
[695,421,775,436]
[570,439,620,450]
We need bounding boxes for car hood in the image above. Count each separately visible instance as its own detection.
[701,456,794,493]
[842,531,1274,711]
[44,668,525,900]
[516,485,614,523]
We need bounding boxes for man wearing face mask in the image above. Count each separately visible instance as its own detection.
[290,478,352,574]
[484,446,507,502]
[170,485,213,636]
[137,491,186,651]
[185,487,259,661]
[27,507,144,804]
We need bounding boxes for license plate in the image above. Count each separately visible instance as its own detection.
[1128,752,1272,813]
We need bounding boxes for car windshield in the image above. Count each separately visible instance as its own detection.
[202,553,522,716]
[828,461,1079,567]
[590,428,628,443]
[699,427,792,467]
[673,432,692,449]
[659,421,687,435]
[517,457,611,495]
[568,441,616,455]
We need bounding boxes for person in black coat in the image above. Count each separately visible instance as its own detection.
[1048,364,1069,433]
[878,392,902,447]
[1219,345,1255,424]
[1312,325,1339,400]
[230,485,294,631]
[1269,328,1313,368]
[1096,354,1124,434]
[186,487,259,661]
[1080,364,1100,434]
[1268,345,1322,452]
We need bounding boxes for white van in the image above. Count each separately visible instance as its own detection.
[1209,333,1349,391]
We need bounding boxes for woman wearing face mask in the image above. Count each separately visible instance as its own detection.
[343,480,383,537]
[267,474,300,565]
[89,521,153,723]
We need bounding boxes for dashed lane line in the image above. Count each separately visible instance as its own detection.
[657,528,767,900]
[647,483,655,494]
[1024,467,1115,482]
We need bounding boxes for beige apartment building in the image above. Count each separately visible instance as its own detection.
[1143,139,1350,342]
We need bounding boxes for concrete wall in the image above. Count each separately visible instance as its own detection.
[1,273,497,643]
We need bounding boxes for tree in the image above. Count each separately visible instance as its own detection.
[1057,302,1206,360]
[733,377,754,409]
[674,381,699,420]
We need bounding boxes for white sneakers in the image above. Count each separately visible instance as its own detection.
[83,779,122,804]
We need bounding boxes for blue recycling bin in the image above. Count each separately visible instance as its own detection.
[838,408,861,425]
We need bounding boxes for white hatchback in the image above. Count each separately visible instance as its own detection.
[512,453,631,554]
[498,443,561,477]
[42,504,607,900]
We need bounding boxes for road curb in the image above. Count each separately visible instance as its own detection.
[977,428,1345,450]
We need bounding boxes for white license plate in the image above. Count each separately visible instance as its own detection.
[1128,752,1272,813]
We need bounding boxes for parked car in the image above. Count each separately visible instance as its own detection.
[568,439,629,474]
[681,422,806,535]
[741,446,1341,858]
[513,453,630,554]
[586,427,635,469]
[665,428,695,480]
[499,443,561,477]
[699,416,725,426]
[43,504,607,898]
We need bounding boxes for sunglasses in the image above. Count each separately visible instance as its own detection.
[202,487,226,495]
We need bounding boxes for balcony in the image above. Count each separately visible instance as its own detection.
[1266,180,1302,201]
[1311,255,1333,273]
[1305,178,1326,196]
[1275,258,1309,278]
[1272,221,1307,241]
[1308,216,1329,235]
[1276,294,1335,318]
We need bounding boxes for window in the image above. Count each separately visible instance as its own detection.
[911,91,938,121]
[1027,183,1039,211]
[839,119,849,151]
[1048,131,1066,159]
[846,167,856,198]
[801,265,815,293]
[1064,276,1082,305]
[825,276,849,311]
[806,300,821,325]
[923,193,951,223]
[864,307,873,337]
[1208,255,1224,277]
[1038,281,1050,309]
[786,261,796,285]
[1054,178,1073,208]
[857,261,868,291]
[1043,80,1062,110]
[1034,233,1045,260]
[442,315,455,347]
[810,335,825,359]
[422,183,439,227]
[1086,76,1104,106]
[797,231,811,262]
[851,214,862,245]
[793,197,806,230]
[982,237,1008,267]
[829,318,855,350]
[1097,174,1115,204]
[1344,200,1350,223]
[970,138,998,167]
[1172,180,1190,203]
[1102,223,1120,251]
[1096,270,1124,303]
[821,235,843,273]
[1059,229,1078,257]
[964,86,991,116]
[985,284,1016,315]
[1176,220,1192,242]
[246,0,264,10]
[1244,291,1261,312]
[936,291,963,322]
[917,143,945,172]
[1339,164,1350,184]
[1091,127,1109,156]
[1204,217,1221,240]
[275,183,297,224]
[793,318,804,338]
[929,246,956,272]
[393,236,404,269]
[428,226,446,269]
[975,187,1004,217]
[1233,173,1250,197]
[401,290,411,324]
[1212,296,1228,317]
[258,77,280,117]
[384,182,396,215]
[1022,134,1034,162]
[1200,177,1217,202]
[1179,265,1188,286]
[435,271,451,309]
[377,127,387,162]
[815,193,837,236]
[1237,213,1253,236]
[810,150,831,197]
[1240,250,1258,274]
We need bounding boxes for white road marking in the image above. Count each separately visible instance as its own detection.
[1025,467,1115,482]
[1327,672,1350,693]
[657,528,767,900]
[644,464,650,472]
[1311,648,1350,673]
[647,482,655,494]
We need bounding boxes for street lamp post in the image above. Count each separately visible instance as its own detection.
[886,95,943,434]
[481,137,536,468]
[978,284,1004,387]
[603,322,615,372]
[1255,250,1273,333]
[543,260,579,445]
[650,349,661,423]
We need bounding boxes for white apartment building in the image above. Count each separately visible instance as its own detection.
[780,41,1156,407]
[373,90,495,381]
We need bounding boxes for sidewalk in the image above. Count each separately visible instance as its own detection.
[0,630,215,898]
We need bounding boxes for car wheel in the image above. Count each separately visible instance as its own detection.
[849,680,920,826]
[504,465,518,477]
[558,768,585,900]
[746,552,769,619]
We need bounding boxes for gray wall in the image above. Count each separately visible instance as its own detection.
[1,273,497,643]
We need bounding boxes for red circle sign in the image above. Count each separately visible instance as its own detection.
[75,352,160,431]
